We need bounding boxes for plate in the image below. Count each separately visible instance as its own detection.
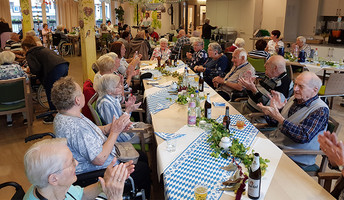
[146,77,161,81]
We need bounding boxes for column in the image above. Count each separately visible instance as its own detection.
[20,0,33,36]
[102,1,106,24]
[79,0,97,81]
[42,2,47,24]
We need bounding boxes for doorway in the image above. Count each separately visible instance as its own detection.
[187,5,195,34]
[200,5,206,25]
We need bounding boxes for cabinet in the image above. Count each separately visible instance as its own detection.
[320,0,344,16]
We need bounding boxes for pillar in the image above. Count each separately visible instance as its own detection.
[79,0,97,81]
[20,0,33,36]
[102,2,106,24]
[42,3,47,24]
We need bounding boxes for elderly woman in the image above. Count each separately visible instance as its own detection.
[0,51,28,126]
[26,30,43,46]
[266,30,284,55]
[150,38,171,61]
[225,38,245,53]
[193,42,229,88]
[292,36,311,57]
[23,138,131,200]
[94,53,138,93]
[41,23,51,47]
[22,36,69,124]
[186,37,208,71]
[52,76,151,197]
[248,39,270,60]
[55,24,68,41]
[110,41,141,77]
[95,74,150,144]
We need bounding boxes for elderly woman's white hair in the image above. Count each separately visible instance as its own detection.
[297,36,306,44]
[96,74,121,97]
[103,52,118,61]
[159,38,168,44]
[204,18,210,24]
[96,54,116,73]
[234,38,245,48]
[56,24,63,31]
[24,138,67,188]
[26,30,36,37]
[208,42,222,54]
[0,51,16,65]
[193,37,204,47]
[234,48,247,61]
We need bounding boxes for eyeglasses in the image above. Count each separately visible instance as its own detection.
[51,158,77,174]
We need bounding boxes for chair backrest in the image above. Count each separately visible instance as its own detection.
[328,115,341,134]
[224,52,233,73]
[82,79,96,123]
[181,44,192,60]
[324,73,344,96]
[1,32,12,50]
[0,182,25,200]
[52,33,61,46]
[247,55,266,73]
[0,77,25,103]
[87,93,103,126]
[286,63,293,80]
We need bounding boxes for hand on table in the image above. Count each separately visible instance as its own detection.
[194,65,205,72]
[186,52,192,59]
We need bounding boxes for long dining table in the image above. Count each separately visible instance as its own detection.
[140,60,334,200]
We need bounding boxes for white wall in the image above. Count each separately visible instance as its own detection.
[284,0,300,42]
[206,0,257,51]
[261,0,287,37]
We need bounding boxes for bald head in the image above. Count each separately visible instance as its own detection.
[297,71,322,93]
[265,55,286,78]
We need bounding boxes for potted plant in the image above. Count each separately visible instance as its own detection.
[114,6,124,24]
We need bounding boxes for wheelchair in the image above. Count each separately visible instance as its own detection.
[52,33,72,56]
[23,131,146,200]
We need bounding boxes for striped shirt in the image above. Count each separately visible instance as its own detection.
[5,39,22,52]
[96,94,134,142]
[248,50,271,60]
[280,95,329,143]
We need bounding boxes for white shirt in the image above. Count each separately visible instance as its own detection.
[141,17,152,27]
[267,40,284,55]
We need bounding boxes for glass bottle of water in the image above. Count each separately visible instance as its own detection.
[195,90,201,118]
[188,94,196,126]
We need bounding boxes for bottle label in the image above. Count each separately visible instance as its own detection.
[206,108,211,119]
[248,178,260,198]
[189,102,196,108]
[188,115,196,125]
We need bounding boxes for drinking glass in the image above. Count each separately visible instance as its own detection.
[236,120,245,130]
[166,138,176,152]
[194,185,208,200]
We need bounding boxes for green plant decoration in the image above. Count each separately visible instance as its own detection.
[151,11,161,29]
[114,6,124,23]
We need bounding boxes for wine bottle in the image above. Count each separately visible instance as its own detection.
[204,93,211,119]
[222,106,230,130]
[199,72,204,92]
[248,153,261,199]
[157,56,161,67]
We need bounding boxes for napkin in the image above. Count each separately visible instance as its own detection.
[155,132,186,140]
[212,102,226,107]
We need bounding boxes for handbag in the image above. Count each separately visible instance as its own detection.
[115,142,139,164]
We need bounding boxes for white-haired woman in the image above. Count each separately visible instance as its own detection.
[193,42,229,88]
[24,138,132,200]
[150,38,171,61]
[96,74,142,143]
[292,36,311,57]
[55,24,68,41]
[52,76,151,197]
[0,51,28,126]
[225,37,245,53]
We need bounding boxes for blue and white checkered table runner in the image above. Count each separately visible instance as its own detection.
[147,88,178,115]
[163,114,259,200]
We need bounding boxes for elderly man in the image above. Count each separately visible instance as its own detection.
[128,30,150,60]
[55,24,68,41]
[213,48,255,101]
[172,29,191,54]
[236,55,293,114]
[186,37,208,71]
[23,138,133,200]
[4,32,24,61]
[292,36,311,57]
[257,71,329,169]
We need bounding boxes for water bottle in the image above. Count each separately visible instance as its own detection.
[313,48,318,62]
[188,94,196,126]
[134,51,139,70]
[298,50,306,62]
[293,45,299,58]
[278,46,284,57]
[183,67,188,88]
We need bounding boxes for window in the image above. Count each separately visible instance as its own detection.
[10,0,22,33]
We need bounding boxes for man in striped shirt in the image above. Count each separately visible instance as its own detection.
[4,32,24,62]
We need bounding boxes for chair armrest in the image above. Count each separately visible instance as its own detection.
[318,172,342,180]
[234,97,249,102]
[245,112,265,119]
[252,123,269,129]
[283,149,326,156]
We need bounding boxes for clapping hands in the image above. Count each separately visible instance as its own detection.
[256,90,286,124]
[125,95,141,113]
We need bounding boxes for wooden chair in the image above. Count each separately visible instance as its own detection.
[318,73,344,109]
[224,52,233,73]
[88,93,150,151]
[180,44,192,61]
[0,77,33,134]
